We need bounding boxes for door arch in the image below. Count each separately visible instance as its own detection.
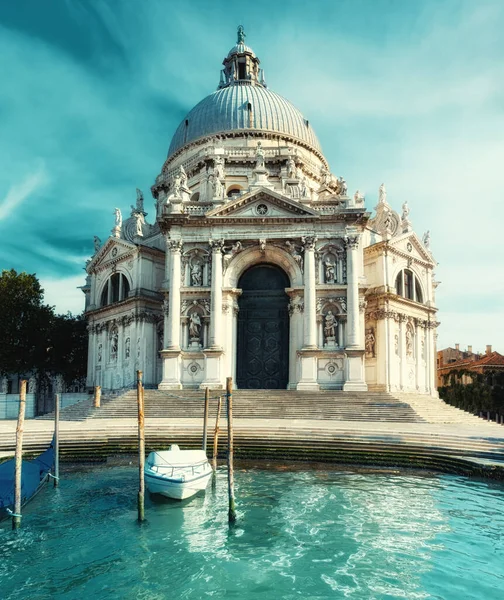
[236,264,290,389]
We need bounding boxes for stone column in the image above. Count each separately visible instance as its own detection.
[208,239,224,349]
[303,237,317,349]
[345,234,361,348]
[166,240,182,350]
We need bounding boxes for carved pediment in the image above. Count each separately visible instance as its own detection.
[205,189,319,220]
[389,233,434,264]
[87,238,137,273]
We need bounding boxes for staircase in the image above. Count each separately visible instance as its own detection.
[38,389,428,423]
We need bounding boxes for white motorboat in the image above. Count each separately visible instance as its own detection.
[144,444,213,500]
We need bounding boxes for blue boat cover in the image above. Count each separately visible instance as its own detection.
[0,438,54,510]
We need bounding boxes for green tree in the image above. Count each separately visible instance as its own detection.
[0,269,54,376]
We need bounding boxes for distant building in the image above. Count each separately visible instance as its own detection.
[437,345,504,386]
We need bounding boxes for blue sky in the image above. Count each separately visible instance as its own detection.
[0,0,502,353]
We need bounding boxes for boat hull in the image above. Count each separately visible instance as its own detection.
[145,469,212,500]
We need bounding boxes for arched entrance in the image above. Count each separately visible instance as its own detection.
[236,264,290,389]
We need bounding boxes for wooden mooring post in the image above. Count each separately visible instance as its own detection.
[212,396,223,472]
[202,387,209,452]
[137,370,145,523]
[54,393,60,488]
[13,380,27,530]
[93,385,101,408]
[226,377,237,524]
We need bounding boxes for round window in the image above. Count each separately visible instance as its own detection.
[256,204,269,216]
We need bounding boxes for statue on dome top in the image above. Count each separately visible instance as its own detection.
[237,25,246,44]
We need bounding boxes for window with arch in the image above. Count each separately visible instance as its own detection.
[100,273,130,307]
[395,269,423,303]
[227,186,242,199]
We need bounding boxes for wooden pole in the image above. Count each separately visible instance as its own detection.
[137,370,145,523]
[54,392,60,488]
[212,396,222,472]
[93,385,101,408]
[202,387,209,452]
[13,380,27,530]
[226,377,236,524]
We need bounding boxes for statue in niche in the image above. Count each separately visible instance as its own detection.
[365,329,376,358]
[97,343,103,363]
[324,311,337,340]
[111,331,118,359]
[28,376,36,394]
[189,312,201,339]
[422,230,431,250]
[255,142,265,169]
[125,337,131,359]
[113,208,122,229]
[406,327,413,357]
[190,262,203,286]
[93,236,101,253]
[286,155,296,178]
[379,183,387,204]
[324,259,336,283]
[214,156,225,180]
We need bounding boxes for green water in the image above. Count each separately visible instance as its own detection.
[1,465,503,599]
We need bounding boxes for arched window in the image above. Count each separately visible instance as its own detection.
[227,186,242,199]
[395,269,424,304]
[100,273,130,307]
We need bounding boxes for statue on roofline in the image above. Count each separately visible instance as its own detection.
[237,25,246,44]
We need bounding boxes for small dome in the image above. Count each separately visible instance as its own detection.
[168,84,321,157]
[227,42,254,57]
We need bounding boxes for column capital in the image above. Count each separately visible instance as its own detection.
[209,238,225,252]
[301,236,318,252]
[167,239,183,252]
[344,234,360,250]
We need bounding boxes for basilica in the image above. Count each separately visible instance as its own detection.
[83,28,438,395]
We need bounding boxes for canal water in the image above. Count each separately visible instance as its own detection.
[0,464,503,599]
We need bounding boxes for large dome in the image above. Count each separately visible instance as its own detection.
[167,84,321,158]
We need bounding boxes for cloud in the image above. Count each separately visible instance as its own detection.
[39,275,86,316]
[0,162,49,220]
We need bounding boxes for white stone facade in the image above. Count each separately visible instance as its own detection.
[83,29,438,395]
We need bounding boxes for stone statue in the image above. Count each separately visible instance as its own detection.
[259,239,266,253]
[179,165,188,188]
[173,170,182,197]
[1,377,7,394]
[97,343,103,363]
[255,142,265,170]
[379,183,387,204]
[93,236,101,253]
[114,208,122,229]
[394,334,399,356]
[320,166,331,186]
[189,312,201,339]
[125,337,131,359]
[214,156,225,180]
[190,263,203,286]
[423,230,431,250]
[365,329,376,358]
[406,327,413,357]
[237,25,246,44]
[135,188,144,213]
[353,190,363,204]
[338,176,348,196]
[134,211,145,236]
[286,155,296,178]
[384,211,393,234]
[324,311,337,340]
[402,201,410,220]
[111,331,118,358]
[28,376,36,394]
[223,241,243,270]
[324,259,336,283]
[210,173,223,199]
[285,240,303,270]
[300,177,308,198]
